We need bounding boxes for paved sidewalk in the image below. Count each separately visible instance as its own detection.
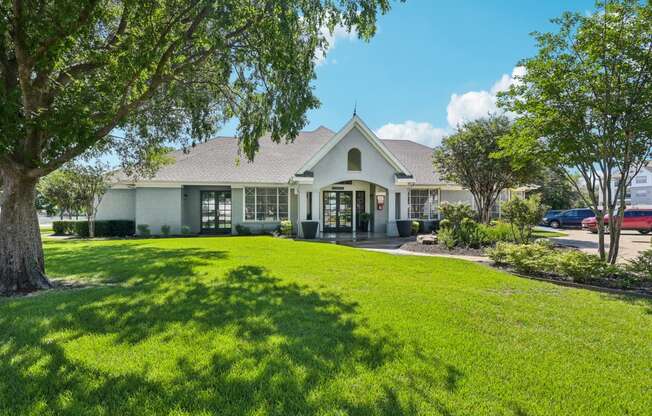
[364,248,492,264]
[547,228,650,261]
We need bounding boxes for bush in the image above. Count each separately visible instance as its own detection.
[439,202,475,226]
[459,217,488,248]
[137,224,150,236]
[279,220,293,236]
[235,224,252,235]
[411,221,420,235]
[52,221,76,235]
[479,220,513,243]
[501,195,548,243]
[160,224,171,236]
[438,227,457,250]
[439,219,451,230]
[181,225,192,235]
[487,241,554,274]
[553,250,612,283]
[626,249,652,282]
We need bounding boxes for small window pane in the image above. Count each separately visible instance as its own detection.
[348,148,361,171]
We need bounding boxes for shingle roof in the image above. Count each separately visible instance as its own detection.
[120,125,444,185]
[381,139,442,185]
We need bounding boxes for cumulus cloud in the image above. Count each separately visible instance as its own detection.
[315,24,357,65]
[446,66,524,127]
[374,67,525,147]
[375,121,448,147]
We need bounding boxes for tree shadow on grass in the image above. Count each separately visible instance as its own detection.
[0,255,462,415]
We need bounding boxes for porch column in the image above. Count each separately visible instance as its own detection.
[311,189,320,233]
[352,191,357,233]
[297,189,307,237]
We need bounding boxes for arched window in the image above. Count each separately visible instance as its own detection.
[347,148,361,171]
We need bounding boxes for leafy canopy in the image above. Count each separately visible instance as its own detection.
[0,0,395,178]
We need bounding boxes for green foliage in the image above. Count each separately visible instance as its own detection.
[52,221,76,235]
[411,221,420,235]
[437,227,457,250]
[458,218,488,248]
[439,219,451,230]
[279,221,293,236]
[433,115,540,223]
[488,242,625,283]
[53,220,135,237]
[501,195,548,243]
[532,168,584,210]
[439,202,475,228]
[626,250,652,282]
[498,0,652,263]
[38,170,78,218]
[359,212,372,222]
[137,224,150,236]
[181,225,192,235]
[161,225,171,236]
[235,225,252,236]
[478,221,513,243]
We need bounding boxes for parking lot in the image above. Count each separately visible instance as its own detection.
[546,227,651,262]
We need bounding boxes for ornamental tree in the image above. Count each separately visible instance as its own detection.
[433,115,538,224]
[0,0,396,295]
[498,0,652,263]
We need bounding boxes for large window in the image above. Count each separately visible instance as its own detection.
[408,189,439,219]
[347,148,361,171]
[244,187,289,221]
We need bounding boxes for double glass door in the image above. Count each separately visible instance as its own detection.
[323,191,353,232]
[201,191,232,234]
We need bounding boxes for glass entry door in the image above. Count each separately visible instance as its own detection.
[201,191,232,234]
[323,191,353,232]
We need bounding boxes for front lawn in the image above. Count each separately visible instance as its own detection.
[1,237,650,415]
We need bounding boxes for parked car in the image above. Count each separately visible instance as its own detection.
[542,208,595,229]
[540,210,563,226]
[582,209,652,234]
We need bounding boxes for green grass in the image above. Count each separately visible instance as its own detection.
[532,229,567,238]
[1,236,650,415]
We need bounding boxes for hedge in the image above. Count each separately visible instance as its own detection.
[51,220,135,237]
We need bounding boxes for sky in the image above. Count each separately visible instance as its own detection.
[221,0,597,148]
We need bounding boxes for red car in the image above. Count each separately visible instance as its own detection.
[582,209,652,234]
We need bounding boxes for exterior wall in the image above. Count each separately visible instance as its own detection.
[440,189,475,206]
[631,185,652,205]
[135,187,183,235]
[96,189,136,221]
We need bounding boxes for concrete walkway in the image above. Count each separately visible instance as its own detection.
[364,247,492,264]
[547,227,650,261]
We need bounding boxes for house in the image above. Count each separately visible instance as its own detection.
[97,115,522,237]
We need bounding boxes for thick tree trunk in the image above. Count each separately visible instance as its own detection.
[0,169,52,295]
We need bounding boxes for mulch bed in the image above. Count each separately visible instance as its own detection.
[400,241,486,257]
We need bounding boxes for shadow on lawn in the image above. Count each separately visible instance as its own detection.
[0,243,462,415]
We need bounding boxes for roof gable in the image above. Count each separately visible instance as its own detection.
[297,116,412,176]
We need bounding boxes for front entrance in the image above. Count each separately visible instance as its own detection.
[323,191,353,232]
[200,190,232,234]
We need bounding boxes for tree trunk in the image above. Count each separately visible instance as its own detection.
[0,169,52,296]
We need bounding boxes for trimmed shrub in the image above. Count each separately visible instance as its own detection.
[411,221,420,235]
[161,225,171,236]
[52,221,76,235]
[487,241,553,275]
[137,224,151,236]
[552,250,612,283]
[479,221,513,243]
[279,220,293,236]
[438,227,456,250]
[181,225,192,235]
[235,224,252,235]
[51,220,135,237]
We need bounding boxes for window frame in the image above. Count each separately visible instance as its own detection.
[347,148,362,171]
[407,188,439,220]
[243,187,291,223]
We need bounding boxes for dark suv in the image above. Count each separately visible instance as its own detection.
[542,208,595,229]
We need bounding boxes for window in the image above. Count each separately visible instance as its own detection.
[636,176,648,184]
[408,189,438,219]
[347,148,361,171]
[244,187,289,222]
[306,192,312,220]
[636,190,648,197]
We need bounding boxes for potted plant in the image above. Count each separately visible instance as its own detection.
[359,212,372,232]
[395,220,413,237]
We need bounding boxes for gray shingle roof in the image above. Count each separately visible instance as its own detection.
[121,126,443,185]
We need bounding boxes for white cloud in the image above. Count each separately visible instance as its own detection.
[446,66,525,127]
[375,121,448,148]
[374,67,525,148]
[315,24,357,65]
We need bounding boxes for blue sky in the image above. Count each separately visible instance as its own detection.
[225,0,597,147]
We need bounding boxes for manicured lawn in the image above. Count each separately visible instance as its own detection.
[1,237,650,415]
[532,229,567,238]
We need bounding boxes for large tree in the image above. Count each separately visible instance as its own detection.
[0,0,396,295]
[498,0,652,263]
[433,115,538,224]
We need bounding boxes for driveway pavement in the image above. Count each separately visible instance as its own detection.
[547,227,651,262]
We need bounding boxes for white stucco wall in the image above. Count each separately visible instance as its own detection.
[135,187,183,235]
[96,189,136,221]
